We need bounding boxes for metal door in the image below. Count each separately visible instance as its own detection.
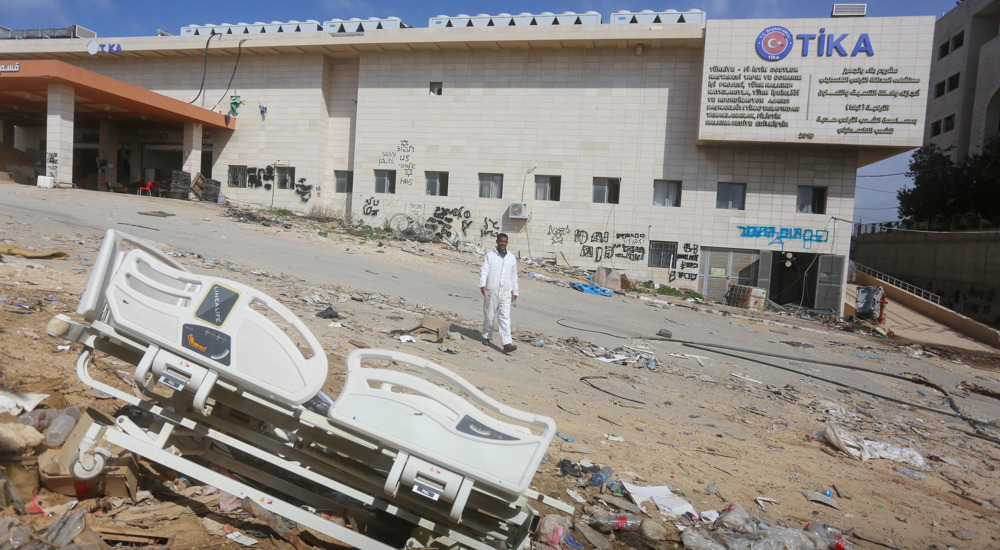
[699,247,760,302]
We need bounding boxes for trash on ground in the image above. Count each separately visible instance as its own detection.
[621,481,696,519]
[815,423,930,470]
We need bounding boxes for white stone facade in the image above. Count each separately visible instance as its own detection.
[1,14,933,309]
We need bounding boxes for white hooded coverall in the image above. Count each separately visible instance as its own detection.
[479,248,519,345]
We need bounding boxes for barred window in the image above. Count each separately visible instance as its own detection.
[227,165,247,188]
[648,241,678,269]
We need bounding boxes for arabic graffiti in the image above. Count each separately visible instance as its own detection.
[0,63,20,73]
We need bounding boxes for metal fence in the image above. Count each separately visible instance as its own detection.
[854,263,942,305]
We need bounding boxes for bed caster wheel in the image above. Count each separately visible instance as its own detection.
[70,454,106,481]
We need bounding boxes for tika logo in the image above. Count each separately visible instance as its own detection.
[756,26,794,61]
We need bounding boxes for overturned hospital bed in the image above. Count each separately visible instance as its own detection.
[47,229,570,550]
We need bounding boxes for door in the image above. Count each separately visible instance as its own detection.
[699,247,760,302]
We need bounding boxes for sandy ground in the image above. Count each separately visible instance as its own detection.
[1,190,999,549]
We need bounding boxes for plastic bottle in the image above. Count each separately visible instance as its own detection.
[589,466,612,486]
[16,408,55,431]
[587,514,643,532]
[607,480,626,494]
[44,406,81,447]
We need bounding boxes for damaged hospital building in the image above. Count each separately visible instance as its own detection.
[0,8,933,312]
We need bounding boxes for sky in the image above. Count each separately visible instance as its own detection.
[1,0,960,224]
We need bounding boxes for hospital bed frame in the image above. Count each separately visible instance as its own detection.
[47,230,570,550]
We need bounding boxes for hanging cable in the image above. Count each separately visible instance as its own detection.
[211,39,249,111]
[189,32,221,104]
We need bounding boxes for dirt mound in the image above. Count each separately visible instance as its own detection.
[0,142,42,185]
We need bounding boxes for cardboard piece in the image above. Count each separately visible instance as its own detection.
[39,408,139,499]
[593,267,622,291]
[404,315,451,343]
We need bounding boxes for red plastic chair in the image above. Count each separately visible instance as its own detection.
[136,181,153,196]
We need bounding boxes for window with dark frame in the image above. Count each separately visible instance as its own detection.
[716,182,746,210]
[334,170,353,193]
[478,173,503,198]
[931,120,942,136]
[653,180,682,206]
[592,177,620,204]
[943,115,955,132]
[429,82,443,96]
[796,186,828,214]
[938,41,949,59]
[375,169,396,194]
[425,171,449,196]
[951,31,964,51]
[276,166,295,190]
[534,175,561,201]
[947,73,960,92]
[648,241,678,269]
[934,81,946,98]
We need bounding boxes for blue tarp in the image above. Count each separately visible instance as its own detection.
[569,282,613,296]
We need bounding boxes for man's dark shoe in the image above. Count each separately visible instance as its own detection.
[482,339,490,345]
[503,344,517,353]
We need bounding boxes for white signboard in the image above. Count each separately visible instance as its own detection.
[698,17,934,147]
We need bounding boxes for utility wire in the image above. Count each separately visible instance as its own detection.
[189,33,221,104]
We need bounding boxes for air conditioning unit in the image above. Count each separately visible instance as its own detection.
[508,202,530,219]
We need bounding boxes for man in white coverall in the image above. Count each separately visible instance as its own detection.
[479,233,519,353]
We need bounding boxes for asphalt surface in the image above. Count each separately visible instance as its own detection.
[2,184,998,424]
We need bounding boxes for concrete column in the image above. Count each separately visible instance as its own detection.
[182,122,203,177]
[98,121,119,191]
[45,83,75,186]
[2,120,14,146]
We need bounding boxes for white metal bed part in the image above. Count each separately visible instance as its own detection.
[47,230,571,550]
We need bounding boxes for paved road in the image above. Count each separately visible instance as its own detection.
[2,185,997,422]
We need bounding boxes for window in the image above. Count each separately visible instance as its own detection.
[943,114,955,132]
[227,165,247,188]
[648,241,678,269]
[334,170,353,193]
[479,173,503,198]
[429,82,443,96]
[425,171,449,196]
[375,169,396,194]
[796,186,827,214]
[951,31,964,51]
[931,120,942,136]
[947,73,960,92]
[653,180,682,206]
[934,81,946,98]
[592,177,620,204]
[938,41,950,59]
[534,175,561,201]
[276,166,296,190]
[716,182,746,210]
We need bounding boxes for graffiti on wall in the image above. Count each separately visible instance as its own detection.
[669,242,699,282]
[46,152,58,178]
[294,178,312,202]
[363,196,380,216]
[379,140,417,187]
[407,203,424,219]
[246,166,275,189]
[738,225,829,250]
[613,232,646,262]
[548,225,571,244]
[481,217,500,239]
[425,206,473,240]
[581,245,615,262]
